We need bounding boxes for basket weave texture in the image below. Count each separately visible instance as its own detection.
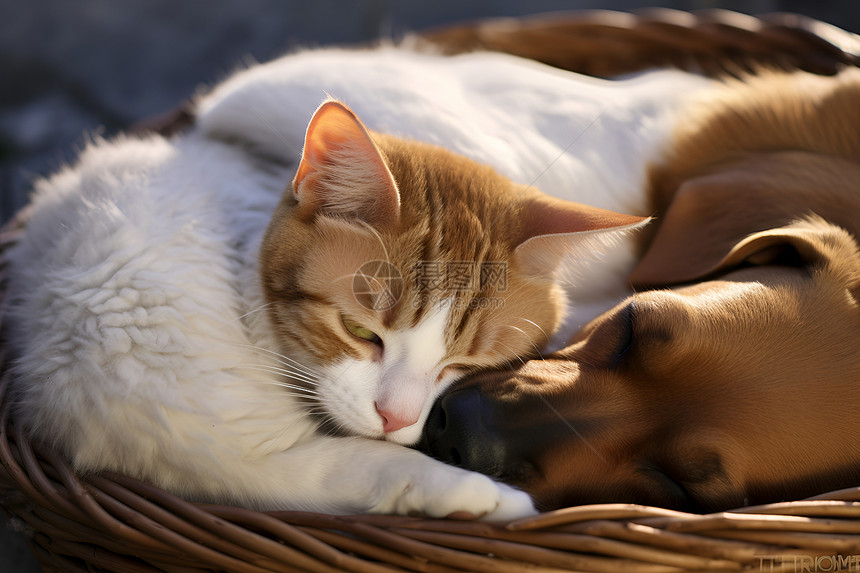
[2,9,860,573]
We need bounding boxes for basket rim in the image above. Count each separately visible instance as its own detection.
[3,8,860,573]
[4,395,860,573]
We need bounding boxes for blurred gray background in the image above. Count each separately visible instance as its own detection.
[1,1,858,570]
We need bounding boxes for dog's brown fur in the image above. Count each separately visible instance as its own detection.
[422,68,860,512]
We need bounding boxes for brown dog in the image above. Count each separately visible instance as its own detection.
[421,68,860,513]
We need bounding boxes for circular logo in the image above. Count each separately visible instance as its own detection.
[352,260,403,310]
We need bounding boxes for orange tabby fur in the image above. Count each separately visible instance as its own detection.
[262,130,570,369]
[259,101,645,434]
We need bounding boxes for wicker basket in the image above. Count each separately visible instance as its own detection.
[2,9,860,573]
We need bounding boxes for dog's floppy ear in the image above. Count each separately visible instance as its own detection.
[630,152,860,287]
[719,217,860,282]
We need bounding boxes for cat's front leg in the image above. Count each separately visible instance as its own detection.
[280,436,536,520]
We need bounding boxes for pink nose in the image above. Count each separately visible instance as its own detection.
[375,402,418,433]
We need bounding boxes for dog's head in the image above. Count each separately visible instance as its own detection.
[423,215,860,512]
[421,69,860,513]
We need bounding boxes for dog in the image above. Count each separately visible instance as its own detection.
[421,67,860,513]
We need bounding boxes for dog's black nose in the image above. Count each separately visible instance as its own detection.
[420,387,509,479]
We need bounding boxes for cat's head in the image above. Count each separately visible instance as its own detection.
[259,100,646,445]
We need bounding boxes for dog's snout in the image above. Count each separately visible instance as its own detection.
[420,387,509,479]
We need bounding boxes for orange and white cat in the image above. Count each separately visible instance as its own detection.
[4,47,709,518]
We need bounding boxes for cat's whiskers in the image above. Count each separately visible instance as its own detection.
[267,382,315,399]
[492,341,529,367]
[239,344,322,378]
[501,324,544,357]
[513,317,550,349]
[266,390,318,401]
[216,302,276,329]
[243,357,320,381]
[237,363,320,387]
[235,365,319,393]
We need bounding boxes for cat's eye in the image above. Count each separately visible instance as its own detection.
[342,318,382,345]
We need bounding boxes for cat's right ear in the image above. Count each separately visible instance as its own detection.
[292,100,400,227]
[514,194,650,279]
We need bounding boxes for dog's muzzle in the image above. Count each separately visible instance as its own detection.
[419,386,512,479]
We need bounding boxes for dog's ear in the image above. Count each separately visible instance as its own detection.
[720,217,860,282]
[630,152,860,287]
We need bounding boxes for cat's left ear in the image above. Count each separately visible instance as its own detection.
[293,100,400,226]
[514,193,649,278]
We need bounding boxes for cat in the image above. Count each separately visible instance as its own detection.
[258,99,647,443]
[3,46,709,518]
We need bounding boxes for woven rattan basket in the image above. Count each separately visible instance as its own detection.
[3,9,860,573]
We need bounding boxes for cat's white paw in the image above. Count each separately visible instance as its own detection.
[378,460,536,521]
[479,482,537,522]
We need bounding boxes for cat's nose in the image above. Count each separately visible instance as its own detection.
[375,402,418,433]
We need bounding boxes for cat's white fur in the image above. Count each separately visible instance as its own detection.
[5,47,710,518]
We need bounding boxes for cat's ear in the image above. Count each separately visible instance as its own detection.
[293,100,400,226]
[514,193,649,278]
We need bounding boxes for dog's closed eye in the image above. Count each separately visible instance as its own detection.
[573,302,636,369]
[608,302,636,368]
[640,463,703,512]
[646,447,737,512]
[574,301,682,371]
